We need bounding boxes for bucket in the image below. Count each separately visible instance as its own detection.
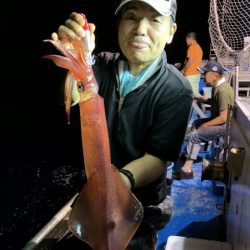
[201,157,228,183]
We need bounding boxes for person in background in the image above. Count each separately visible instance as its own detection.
[173,61,234,180]
[51,0,193,248]
[181,31,203,98]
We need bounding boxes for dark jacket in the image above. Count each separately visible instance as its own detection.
[91,51,193,205]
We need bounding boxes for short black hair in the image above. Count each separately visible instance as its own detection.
[186,31,197,40]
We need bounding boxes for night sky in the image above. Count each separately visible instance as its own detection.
[1,0,210,142]
[0,1,210,248]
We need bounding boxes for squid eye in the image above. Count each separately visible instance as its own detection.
[77,81,84,92]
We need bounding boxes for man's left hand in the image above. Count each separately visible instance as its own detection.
[200,123,209,128]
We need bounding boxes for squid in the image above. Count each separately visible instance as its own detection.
[43,18,143,250]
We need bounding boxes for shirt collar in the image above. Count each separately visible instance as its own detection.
[215,77,225,88]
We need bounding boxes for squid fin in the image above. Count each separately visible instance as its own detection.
[68,165,143,250]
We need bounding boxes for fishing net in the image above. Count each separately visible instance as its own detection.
[208,0,250,81]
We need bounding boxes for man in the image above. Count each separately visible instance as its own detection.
[173,61,234,180]
[51,0,193,248]
[181,31,203,98]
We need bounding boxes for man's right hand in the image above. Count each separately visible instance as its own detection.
[51,12,96,52]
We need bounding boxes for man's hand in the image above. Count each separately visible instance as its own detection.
[199,122,209,129]
[51,12,96,52]
[199,109,228,128]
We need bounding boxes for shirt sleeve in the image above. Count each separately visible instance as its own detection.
[218,91,232,112]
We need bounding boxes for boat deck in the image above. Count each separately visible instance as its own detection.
[156,105,227,249]
[1,108,227,250]
[157,160,226,249]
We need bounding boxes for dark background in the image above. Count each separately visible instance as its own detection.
[0,0,211,156]
[0,0,210,249]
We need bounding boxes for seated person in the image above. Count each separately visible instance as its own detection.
[173,61,234,180]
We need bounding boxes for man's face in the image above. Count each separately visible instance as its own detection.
[118,2,176,65]
[186,37,192,46]
[204,71,221,86]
